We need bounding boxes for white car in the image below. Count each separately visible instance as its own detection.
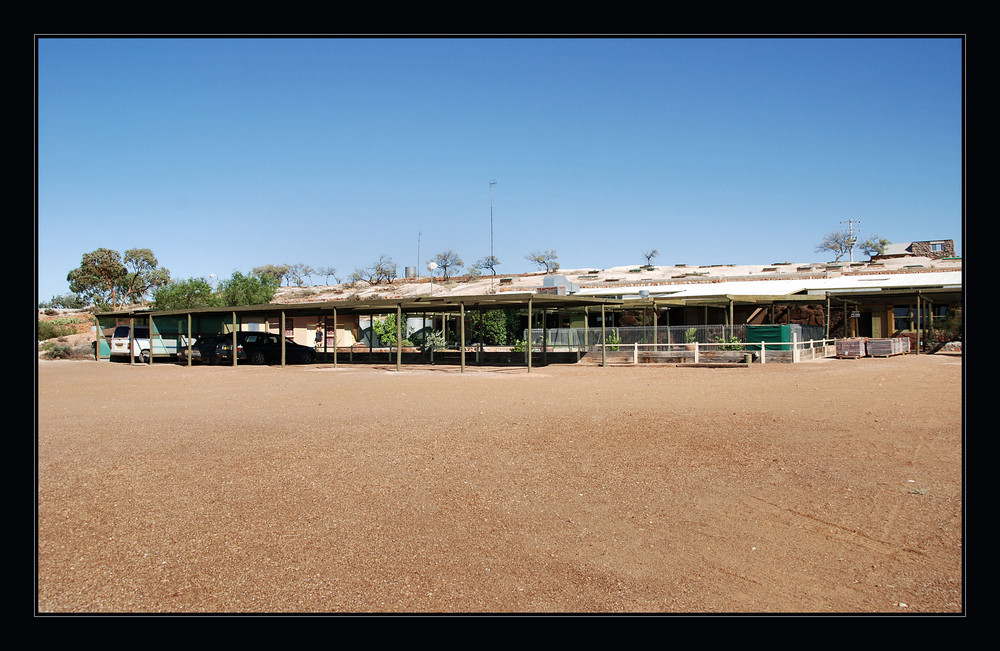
[109,325,177,363]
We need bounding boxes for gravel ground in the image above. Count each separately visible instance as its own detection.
[36,354,964,614]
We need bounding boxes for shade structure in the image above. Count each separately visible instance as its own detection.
[95,293,626,372]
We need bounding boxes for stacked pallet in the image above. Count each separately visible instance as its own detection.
[836,338,867,359]
[867,337,910,357]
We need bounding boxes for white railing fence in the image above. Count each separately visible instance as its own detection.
[524,325,835,364]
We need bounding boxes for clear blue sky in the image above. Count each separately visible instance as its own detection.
[36,36,963,302]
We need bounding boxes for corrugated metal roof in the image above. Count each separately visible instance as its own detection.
[578,271,962,301]
[95,292,625,319]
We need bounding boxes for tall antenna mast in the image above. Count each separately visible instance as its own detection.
[840,219,861,263]
[489,180,497,292]
[489,180,497,261]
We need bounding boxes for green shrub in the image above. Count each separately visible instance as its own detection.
[37,321,76,341]
[372,313,401,346]
[43,343,73,359]
[930,308,962,343]
[714,335,743,350]
[470,309,509,345]
[412,329,445,351]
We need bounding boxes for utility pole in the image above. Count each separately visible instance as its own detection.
[840,219,861,263]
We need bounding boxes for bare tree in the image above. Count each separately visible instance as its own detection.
[642,249,659,266]
[526,250,559,273]
[815,231,856,262]
[350,256,398,285]
[316,266,340,285]
[287,263,314,286]
[472,255,501,277]
[432,250,463,281]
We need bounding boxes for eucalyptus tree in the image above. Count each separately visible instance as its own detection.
[152,277,222,310]
[859,236,891,258]
[66,247,170,310]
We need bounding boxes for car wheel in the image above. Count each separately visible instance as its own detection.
[300,350,314,364]
[251,351,267,365]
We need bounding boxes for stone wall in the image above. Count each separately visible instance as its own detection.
[909,240,956,259]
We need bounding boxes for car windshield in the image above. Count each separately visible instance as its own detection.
[112,326,149,338]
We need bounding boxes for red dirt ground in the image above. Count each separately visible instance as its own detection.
[36,353,963,614]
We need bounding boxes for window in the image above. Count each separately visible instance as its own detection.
[894,307,913,331]
[112,326,149,338]
[894,304,939,331]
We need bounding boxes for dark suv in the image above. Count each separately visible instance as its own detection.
[178,335,228,364]
[215,332,315,365]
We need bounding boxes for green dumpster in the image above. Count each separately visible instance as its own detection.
[746,325,795,351]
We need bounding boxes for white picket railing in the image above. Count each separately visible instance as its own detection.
[589,336,837,364]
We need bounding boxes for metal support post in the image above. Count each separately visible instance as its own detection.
[396,304,403,372]
[460,302,466,373]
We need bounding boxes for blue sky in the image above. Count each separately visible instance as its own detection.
[36,37,963,302]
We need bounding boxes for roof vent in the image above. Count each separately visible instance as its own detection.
[539,274,579,295]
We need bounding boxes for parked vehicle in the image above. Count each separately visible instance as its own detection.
[177,335,227,364]
[212,335,247,364]
[214,332,315,365]
[109,325,178,363]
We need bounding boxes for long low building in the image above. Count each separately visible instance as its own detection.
[93,260,962,369]
[575,269,962,340]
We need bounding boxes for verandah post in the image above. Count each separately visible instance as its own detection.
[396,304,402,372]
[601,303,607,367]
[460,302,466,373]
